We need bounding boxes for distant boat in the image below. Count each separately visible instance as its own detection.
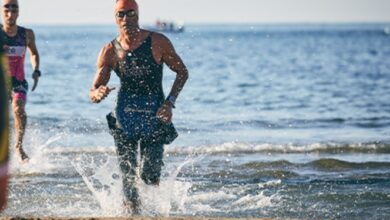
[148,20,185,33]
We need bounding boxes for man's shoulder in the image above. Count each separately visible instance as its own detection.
[19,26,36,43]
[140,29,165,39]
[20,26,34,36]
[17,25,30,32]
[101,42,116,54]
[99,41,117,62]
[151,31,167,39]
[146,30,171,45]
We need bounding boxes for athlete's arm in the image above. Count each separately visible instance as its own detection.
[89,44,116,103]
[154,33,188,123]
[159,34,188,100]
[26,29,40,91]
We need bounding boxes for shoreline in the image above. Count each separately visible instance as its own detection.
[0,217,281,220]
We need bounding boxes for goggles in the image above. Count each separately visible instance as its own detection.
[116,10,137,18]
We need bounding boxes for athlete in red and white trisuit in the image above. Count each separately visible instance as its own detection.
[1,0,41,162]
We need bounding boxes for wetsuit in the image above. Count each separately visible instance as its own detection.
[0,25,28,101]
[107,33,177,203]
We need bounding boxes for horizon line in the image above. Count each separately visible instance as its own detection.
[19,21,390,27]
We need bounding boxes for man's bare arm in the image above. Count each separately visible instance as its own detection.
[26,29,40,91]
[160,35,189,100]
[89,45,116,103]
[26,29,39,71]
[155,34,188,123]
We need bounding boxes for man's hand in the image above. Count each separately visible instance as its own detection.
[31,70,41,91]
[156,101,173,124]
[91,86,115,103]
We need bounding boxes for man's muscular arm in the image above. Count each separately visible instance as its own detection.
[155,33,189,123]
[159,34,188,100]
[89,44,116,103]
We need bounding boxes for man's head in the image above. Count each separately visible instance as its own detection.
[1,0,19,26]
[114,0,139,33]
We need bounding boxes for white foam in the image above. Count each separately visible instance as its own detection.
[258,179,282,188]
[71,154,124,216]
[138,156,201,216]
[70,154,204,216]
[231,191,274,210]
[166,142,388,154]
[9,133,63,175]
[189,191,237,203]
[137,180,192,216]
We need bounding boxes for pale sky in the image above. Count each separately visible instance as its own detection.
[13,0,390,25]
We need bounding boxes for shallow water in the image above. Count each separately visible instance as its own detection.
[2,24,390,219]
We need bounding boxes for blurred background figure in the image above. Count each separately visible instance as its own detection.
[1,0,41,162]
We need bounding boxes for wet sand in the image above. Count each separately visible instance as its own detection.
[0,217,281,220]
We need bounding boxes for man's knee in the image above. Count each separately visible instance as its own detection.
[12,99,26,115]
[119,159,137,176]
[140,141,164,185]
[141,157,163,185]
[115,137,138,174]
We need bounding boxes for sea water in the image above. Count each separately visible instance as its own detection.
[1,24,390,219]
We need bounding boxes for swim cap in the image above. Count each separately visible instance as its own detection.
[115,0,138,15]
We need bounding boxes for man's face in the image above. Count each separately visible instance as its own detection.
[1,0,18,26]
[115,1,139,33]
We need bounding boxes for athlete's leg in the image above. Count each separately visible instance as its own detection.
[114,131,141,214]
[12,94,29,162]
[140,139,164,185]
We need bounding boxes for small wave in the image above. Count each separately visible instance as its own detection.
[239,160,293,169]
[231,192,274,210]
[238,159,390,172]
[166,142,390,154]
[308,158,390,171]
[201,170,299,182]
[19,142,390,158]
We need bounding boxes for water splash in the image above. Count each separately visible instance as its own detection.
[71,153,204,216]
[138,155,201,216]
[10,133,63,174]
[71,154,124,216]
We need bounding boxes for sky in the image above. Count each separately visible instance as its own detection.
[13,0,390,25]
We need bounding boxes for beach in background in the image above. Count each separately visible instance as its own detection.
[1,24,390,219]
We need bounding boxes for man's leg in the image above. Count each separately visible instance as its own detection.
[140,139,164,185]
[114,132,141,214]
[12,97,29,162]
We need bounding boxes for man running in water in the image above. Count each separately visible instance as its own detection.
[1,0,41,162]
[89,0,188,214]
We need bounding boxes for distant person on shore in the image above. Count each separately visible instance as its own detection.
[0,0,41,162]
[89,0,188,214]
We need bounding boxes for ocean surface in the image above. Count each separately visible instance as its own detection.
[1,24,390,219]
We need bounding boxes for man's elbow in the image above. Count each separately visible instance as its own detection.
[179,68,189,81]
[31,53,40,60]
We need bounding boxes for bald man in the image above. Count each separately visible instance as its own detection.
[0,0,41,163]
[89,0,188,214]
